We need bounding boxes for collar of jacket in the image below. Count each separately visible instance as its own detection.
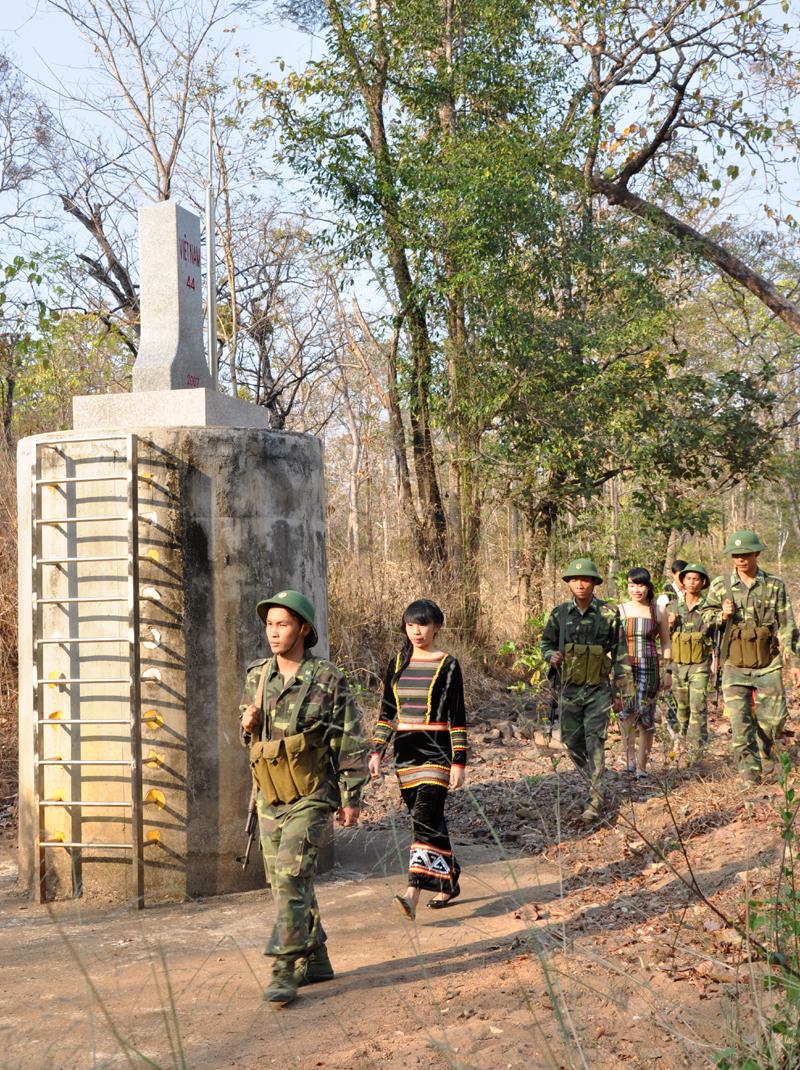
[729,567,767,590]
[264,647,315,683]
[568,595,601,615]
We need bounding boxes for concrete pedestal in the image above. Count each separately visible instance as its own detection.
[18,425,331,902]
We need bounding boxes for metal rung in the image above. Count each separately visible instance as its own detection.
[38,719,131,725]
[37,555,129,565]
[37,515,128,526]
[40,841,134,849]
[37,677,130,685]
[38,759,132,766]
[36,477,125,485]
[40,800,132,807]
[36,596,127,605]
[37,637,129,646]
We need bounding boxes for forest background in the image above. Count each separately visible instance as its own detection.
[3,0,800,803]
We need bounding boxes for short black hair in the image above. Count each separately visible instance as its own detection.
[671,559,688,575]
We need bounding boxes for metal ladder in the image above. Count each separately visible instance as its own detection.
[31,433,146,907]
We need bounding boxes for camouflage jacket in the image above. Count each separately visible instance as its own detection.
[667,594,711,635]
[666,594,712,669]
[540,596,633,697]
[239,650,369,809]
[702,569,800,674]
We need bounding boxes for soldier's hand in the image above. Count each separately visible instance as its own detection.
[549,651,564,669]
[611,697,623,714]
[722,599,735,620]
[792,667,800,688]
[240,704,262,734]
[669,613,678,628]
[368,754,382,779]
[337,806,360,827]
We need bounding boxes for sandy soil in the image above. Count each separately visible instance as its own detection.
[0,699,792,1070]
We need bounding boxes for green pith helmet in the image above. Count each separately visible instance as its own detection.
[678,562,710,589]
[723,530,767,554]
[562,558,603,583]
[256,590,318,647]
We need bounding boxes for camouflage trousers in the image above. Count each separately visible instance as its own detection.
[722,665,787,774]
[671,662,710,744]
[257,792,332,959]
[559,683,610,809]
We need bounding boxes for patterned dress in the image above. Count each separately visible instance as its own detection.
[621,611,661,729]
[373,652,467,893]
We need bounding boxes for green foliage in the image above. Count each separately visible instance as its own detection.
[499,612,549,689]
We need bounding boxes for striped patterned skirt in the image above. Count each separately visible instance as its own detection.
[622,614,661,729]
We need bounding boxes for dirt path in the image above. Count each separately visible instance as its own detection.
[0,706,788,1070]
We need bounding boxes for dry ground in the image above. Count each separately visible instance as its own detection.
[0,694,796,1070]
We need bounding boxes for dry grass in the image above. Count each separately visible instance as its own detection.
[327,548,519,710]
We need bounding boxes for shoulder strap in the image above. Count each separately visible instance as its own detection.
[590,599,604,645]
[759,573,769,627]
[721,574,736,664]
[287,669,318,736]
[254,661,269,711]
[558,602,568,654]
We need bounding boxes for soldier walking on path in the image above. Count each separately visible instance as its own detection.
[239,591,369,1003]
[540,559,633,822]
[667,563,714,753]
[702,532,800,785]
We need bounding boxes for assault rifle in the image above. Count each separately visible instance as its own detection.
[711,626,723,708]
[235,783,259,871]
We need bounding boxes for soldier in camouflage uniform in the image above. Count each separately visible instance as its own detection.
[239,590,368,1003]
[667,563,714,750]
[702,531,800,784]
[540,559,633,822]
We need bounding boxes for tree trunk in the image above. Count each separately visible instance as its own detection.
[523,498,558,619]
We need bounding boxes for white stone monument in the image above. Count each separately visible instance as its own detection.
[132,202,210,392]
[73,202,270,429]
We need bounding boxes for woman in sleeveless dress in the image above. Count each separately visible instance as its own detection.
[368,599,467,920]
[618,567,672,777]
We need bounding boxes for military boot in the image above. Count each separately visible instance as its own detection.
[293,944,334,988]
[264,956,298,1003]
[740,767,761,787]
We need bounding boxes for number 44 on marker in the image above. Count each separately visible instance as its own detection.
[186,275,195,289]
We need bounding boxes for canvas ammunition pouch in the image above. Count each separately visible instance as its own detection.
[721,575,779,670]
[562,642,613,685]
[250,730,331,806]
[247,667,331,806]
[726,625,778,670]
[672,630,712,665]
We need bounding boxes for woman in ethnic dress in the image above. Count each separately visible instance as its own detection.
[618,567,672,777]
[368,599,467,920]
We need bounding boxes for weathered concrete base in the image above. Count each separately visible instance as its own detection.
[73,390,272,430]
[18,426,329,903]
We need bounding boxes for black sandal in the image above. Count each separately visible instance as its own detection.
[394,895,415,920]
[426,883,461,910]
